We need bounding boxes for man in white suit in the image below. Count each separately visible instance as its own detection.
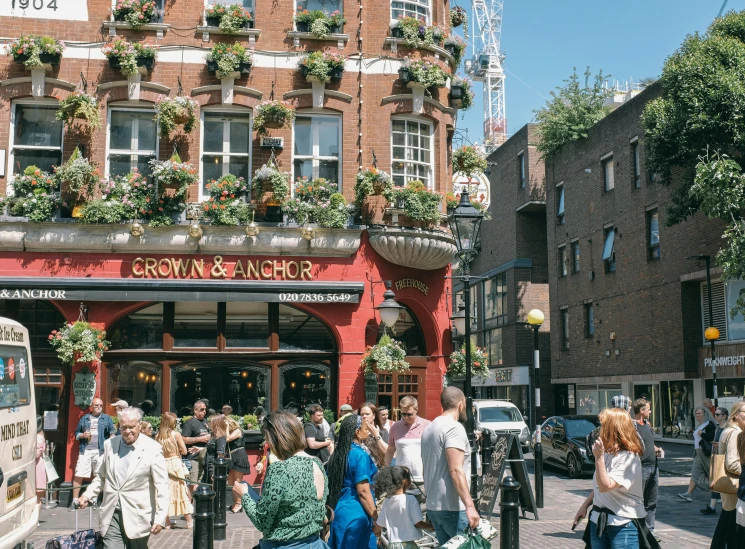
[78,407,169,548]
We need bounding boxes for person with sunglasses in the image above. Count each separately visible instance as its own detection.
[181,399,211,495]
[384,396,430,483]
[702,407,729,515]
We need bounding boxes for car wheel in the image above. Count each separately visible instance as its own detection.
[566,453,580,479]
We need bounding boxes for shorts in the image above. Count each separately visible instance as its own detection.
[74,449,102,478]
[186,448,207,484]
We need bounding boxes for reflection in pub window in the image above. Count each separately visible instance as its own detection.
[171,362,270,417]
[35,367,63,429]
[108,361,162,414]
[108,304,164,350]
[387,306,424,356]
[280,362,330,412]
[174,302,218,347]
[0,300,66,351]
[226,302,269,347]
[278,305,334,351]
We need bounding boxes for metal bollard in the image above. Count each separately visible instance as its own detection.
[499,476,520,549]
[534,438,544,509]
[193,484,215,549]
[213,457,229,541]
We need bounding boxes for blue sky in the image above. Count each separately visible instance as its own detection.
[452,0,728,145]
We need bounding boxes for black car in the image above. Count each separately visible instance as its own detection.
[536,415,600,479]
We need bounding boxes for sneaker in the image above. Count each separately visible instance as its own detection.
[678,493,692,502]
[700,505,717,515]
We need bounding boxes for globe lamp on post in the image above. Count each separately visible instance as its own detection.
[705,326,720,407]
[375,281,403,331]
[527,308,544,509]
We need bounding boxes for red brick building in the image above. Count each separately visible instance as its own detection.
[0,0,463,481]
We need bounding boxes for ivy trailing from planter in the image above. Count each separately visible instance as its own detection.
[393,180,443,228]
[154,95,198,138]
[49,321,110,365]
[6,35,64,69]
[206,42,253,78]
[201,174,251,226]
[361,333,410,375]
[314,193,351,228]
[450,6,468,38]
[449,76,474,110]
[102,38,157,76]
[444,35,466,66]
[112,0,158,29]
[56,91,101,130]
[253,100,296,136]
[447,340,489,381]
[299,51,346,83]
[400,57,448,91]
[452,145,487,178]
[9,166,60,223]
[205,3,253,32]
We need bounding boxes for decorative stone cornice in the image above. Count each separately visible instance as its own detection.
[0,223,363,258]
[367,227,457,270]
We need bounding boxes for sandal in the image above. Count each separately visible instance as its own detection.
[186,521,193,529]
[229,505,243,514]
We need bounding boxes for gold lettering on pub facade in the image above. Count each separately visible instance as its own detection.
[132,257,314,280]
[395,278,429,295]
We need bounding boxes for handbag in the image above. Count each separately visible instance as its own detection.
[709,431,739,494]
[700,438,713,458]
[440,528,491,549]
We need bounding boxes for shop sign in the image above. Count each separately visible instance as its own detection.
[0,289,67,300]
[453,172,490,209]
[394,278,429,296]
[0,0,89,21]
[494,369,512,383]
[704,355,745,368]
[260,137,284,149]
[132,256,315,280]
[72,366,96,408]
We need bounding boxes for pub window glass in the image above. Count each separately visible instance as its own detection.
[11,104,63,176]
[16,300,65,350]
[108,361,162,415]
[278,305,334,351]
[173,302,218,347]
[225,302,269,348]
[280,362,331,412]
[108,303,164,350]
[388,305,425,356]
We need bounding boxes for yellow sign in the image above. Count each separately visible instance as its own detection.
[6,481,21,503]
[132,256,314,280]
[395,278,429,296]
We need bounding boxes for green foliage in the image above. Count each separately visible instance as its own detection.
[452,145,487,177]
[242,414,260,430]
[205,3,252,33]
[253,100,296,136]
[48,321,109,365]
[361,333,410,375]
[450,76,474,110]
[207,42,252,79]
[450,6,468,38]
[394,181,442,227]
[447,340,489,381]
[444,35,467,66]
[154,96,198,138]
[54,147,99,197]
[252,162,290,201]
[354,167,394,206]
[56,92,101,130]
[6,35,64,69]
[300,51,346,84]
[392,16,435,48]
[201,174,251,226]
[112,0,157,29]
[102,38,157,76]
[10,166,59,222]
[143,415,161,431]
[314,193,349,228]
[534,67,613,157]
[403,58,448,89]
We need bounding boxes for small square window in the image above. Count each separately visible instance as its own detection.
[585,303,595,338]
[603,157,615,192]
[556,184,565,225]
[518,154,525,188]
[602,227,616,273]
[648,209,660,260]
[571,241,580,273]
[632,143,641,189]
[558,246,568,278]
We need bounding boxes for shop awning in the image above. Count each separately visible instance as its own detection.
[0,277,364,304]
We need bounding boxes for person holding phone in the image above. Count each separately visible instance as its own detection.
[233,411,329,549]
[572,407,659,549]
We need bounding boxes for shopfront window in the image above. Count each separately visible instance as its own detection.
[14,300,65,351]
[576,384,622,415]
[10,103,63,177]
[279,361,330,412]
[171,362,270,417]
[633,383,661,434]
[705,378,745,410]
[108,109,158,178]
[109,304,164,350]
[108,361,162,414]
[174,302,218,348]
[226,302,269,348]
[35,367,63,430]
[661,380,694,436]
[278,305,334,351]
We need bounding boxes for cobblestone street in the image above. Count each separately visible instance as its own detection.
[29,442,716,548]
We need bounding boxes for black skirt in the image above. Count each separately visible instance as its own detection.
[229,446,251,475]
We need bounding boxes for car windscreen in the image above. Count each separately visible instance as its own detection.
[478,407,523,423]
[0,345,30,409]
[565,419,599,439]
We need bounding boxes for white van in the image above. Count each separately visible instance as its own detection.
[0,318,39,549]
[473,399,531,453]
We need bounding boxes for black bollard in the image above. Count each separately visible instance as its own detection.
[499,476,520,549]
[193,484,215,549]
[534,439,544,508]
[213,457,229,541]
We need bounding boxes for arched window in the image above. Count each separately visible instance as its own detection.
[376,304,425,356]
[279,360,331,411]
[0,300,65,351]
[108,360,163,415]
[108,303,164,350]
[278,304,335,351]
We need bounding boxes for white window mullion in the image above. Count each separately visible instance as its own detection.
[222,119,231,177]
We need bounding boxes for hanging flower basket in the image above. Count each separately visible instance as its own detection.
[452,145,487,177]
[204,3,253,33]
[447,343,489,381]
[55,91,101,130]
[361,334,410,376]
[253,100,296,136]
[154,95,198,138]
[48,321,110,366]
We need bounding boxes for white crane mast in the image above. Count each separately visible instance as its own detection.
[468,0,506,152]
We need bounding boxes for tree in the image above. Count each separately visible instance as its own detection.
[534,67,613,157]
[642,10,745,310]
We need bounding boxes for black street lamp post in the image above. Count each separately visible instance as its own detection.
[527,309,544,508]
[687,255,720,407]
[448,190,484,503]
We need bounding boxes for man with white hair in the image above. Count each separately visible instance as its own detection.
[79,407,169,548]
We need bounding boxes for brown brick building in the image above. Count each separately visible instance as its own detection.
[463,123,554,428]
[544,84,738,437]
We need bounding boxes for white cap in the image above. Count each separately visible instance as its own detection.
[111,400,129,408]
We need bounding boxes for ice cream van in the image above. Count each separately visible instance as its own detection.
[0,318,38,549]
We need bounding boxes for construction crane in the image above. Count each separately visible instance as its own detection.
[465,0,506,153]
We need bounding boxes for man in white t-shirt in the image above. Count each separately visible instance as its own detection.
[421,387,480,545]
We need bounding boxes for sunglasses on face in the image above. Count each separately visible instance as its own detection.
[401,412,416,417]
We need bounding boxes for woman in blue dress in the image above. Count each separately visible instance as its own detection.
[326,414,378,549]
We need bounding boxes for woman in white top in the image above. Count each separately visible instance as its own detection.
[573,407,658,548]
[678,407,716,502]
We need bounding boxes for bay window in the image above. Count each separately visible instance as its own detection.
[201,110,252,198]
[293,114,341,187]
[391,0,430,22]
[205,0,254,18]
[107,109,157,178]
[297,0,341,13]
[10,102,63,178]
[391,118,433,187]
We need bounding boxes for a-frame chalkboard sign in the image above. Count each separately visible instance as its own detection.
[477,433,538,521]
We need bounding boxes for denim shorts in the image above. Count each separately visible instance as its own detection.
[427,510,468,546]
[590,520,639,549]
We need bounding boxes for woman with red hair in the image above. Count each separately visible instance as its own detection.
[572,407,660,548]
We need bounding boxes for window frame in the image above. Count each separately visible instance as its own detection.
[603,156,615,192]
[518,153,525,188]
[584,303,595,338]
[571,240,580,274]
[561,308,570,350]
[602,227,616,273]
[105,107,159,179]
[205,0,254,20]
[8,99,64,191]
[647,208,660,260]
[558,245,568,278]
[391,116,434,188]
[556,182,565,224]
[199,106,254,200]
[390,0,431,24]
[632,141,641,189]
[292,111,342,192]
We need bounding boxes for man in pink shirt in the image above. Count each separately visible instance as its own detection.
[384,396,431,482]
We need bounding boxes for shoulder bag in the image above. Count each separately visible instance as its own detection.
[709,430,739,494]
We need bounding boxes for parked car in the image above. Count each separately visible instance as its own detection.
[536,415,600,479]
[473,400,531,453]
